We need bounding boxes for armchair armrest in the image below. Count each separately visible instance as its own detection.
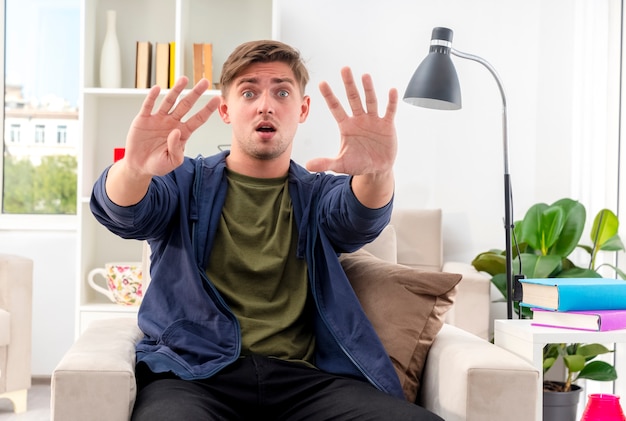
[421,324,539,421]
[0,309,10,346]
[51,318,143,421]
[0,254,33,396]
[442,261,491,340]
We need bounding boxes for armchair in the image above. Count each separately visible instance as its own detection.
[52,209,539,420]
[0,254,33,414]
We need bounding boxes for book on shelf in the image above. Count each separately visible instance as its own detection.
[519,277,626,311]
[155,42,170,88]
[193,43,213,88]
[135,41,152,89]
[202,43,213,87]
[193,43,203,85]
[531,307,626,331]
[169,42,176,87]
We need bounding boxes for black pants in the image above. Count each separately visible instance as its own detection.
[131,356,443,421]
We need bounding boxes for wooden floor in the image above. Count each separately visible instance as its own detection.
[0,378,51,421]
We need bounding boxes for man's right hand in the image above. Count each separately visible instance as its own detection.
[105,77,221,206]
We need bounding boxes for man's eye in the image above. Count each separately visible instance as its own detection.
[277,90,289,98]
[243,91,254,99]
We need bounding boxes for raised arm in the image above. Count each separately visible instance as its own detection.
[105,77,221,206]
[306,67,398,209]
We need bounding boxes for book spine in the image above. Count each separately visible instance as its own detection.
[169,42,176,87]
[193,43,204,85]
[155,43,170,89]
[135,41,152,89]
[203,43,213,88]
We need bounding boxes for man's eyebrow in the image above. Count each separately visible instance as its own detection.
[236,77,296,86]
[236,77,259,86]
[271,77,296,85]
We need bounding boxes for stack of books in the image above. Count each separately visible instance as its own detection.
[134,41,213,90]
[519,278,626,331]
[134,41,177,89]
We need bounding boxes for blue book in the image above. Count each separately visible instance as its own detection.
[519,277,626,311]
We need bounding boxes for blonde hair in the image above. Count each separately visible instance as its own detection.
[220,40,309,96]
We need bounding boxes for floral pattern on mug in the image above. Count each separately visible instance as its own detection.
[83,262,143,306]
[105,264,143,305]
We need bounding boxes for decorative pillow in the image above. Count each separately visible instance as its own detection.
[339,248,461,402]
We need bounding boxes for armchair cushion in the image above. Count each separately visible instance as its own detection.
[362,224,397,263]
[339,249,461,402]
[0,309,9,346]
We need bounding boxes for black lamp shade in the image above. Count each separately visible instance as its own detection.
[403,27,462,110]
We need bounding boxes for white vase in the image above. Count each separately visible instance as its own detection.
[99,10,122,88]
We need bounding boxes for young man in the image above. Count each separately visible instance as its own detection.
[91,40,442,420]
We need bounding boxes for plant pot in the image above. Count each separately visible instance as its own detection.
[543,382,583,421]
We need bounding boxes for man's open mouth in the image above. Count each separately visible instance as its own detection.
[256,122,276,133]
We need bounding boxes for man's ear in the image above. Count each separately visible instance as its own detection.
[299,95,311,123]
[218,98,230,123]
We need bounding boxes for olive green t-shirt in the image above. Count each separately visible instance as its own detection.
[206,169,315,365]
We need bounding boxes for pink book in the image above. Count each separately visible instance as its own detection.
[531,308,626,331]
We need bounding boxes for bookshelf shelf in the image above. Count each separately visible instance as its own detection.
[83,87,152,97]
[83,87,223,98]
[76,0,277,335]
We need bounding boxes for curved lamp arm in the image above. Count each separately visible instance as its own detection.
[451,48,516,319]
[451,48,510,176]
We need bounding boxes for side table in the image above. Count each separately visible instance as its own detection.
[494,319,626,420]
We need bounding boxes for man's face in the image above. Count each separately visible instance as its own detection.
[219,61,310,161]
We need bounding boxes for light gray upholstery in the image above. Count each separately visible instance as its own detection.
[0,254,33,413]
[51,209,539,420]
[51,318,142,421]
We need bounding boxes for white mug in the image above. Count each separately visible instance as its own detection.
[87,262,143,306]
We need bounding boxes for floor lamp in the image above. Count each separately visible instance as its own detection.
[403,27,516,319]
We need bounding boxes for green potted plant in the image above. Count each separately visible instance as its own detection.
[472,198,624,420]
[543,343,616,392]
[542,343,616,420]
[473,198,625,316]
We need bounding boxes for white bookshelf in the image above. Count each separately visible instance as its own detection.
[76,0,277,335]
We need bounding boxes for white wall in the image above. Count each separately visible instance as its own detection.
[279,0,622,265]
[0,229,76,375]
[2,0,622,376]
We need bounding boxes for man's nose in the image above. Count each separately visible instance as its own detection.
[257,92,274,114]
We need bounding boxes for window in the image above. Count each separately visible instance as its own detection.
[2,0,79,217]
[8,124,20,143]
[56,125,67,144]
[34,125,45,144]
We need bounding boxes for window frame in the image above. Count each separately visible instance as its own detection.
[0,0,77,231]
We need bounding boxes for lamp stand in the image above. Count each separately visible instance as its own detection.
[451,49,515,319]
